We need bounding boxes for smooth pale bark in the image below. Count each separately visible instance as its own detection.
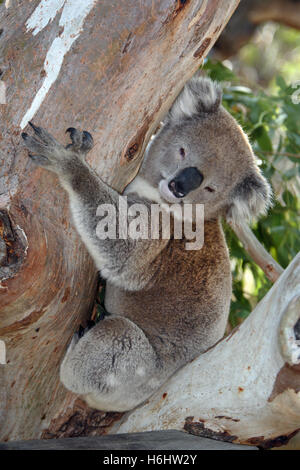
[112,253,300,449]
[230,221,284,283]
[0,0,239,441]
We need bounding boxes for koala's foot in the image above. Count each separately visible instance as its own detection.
[60,316,163,411]
[21,122,94,173]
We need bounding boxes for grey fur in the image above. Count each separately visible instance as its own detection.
[168,77,222,122]
[22,77,271,412]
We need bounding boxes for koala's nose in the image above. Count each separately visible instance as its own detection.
[168,167,203,198]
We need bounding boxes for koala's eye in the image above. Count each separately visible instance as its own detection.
[179,148,185,158]
[205,186,215,193]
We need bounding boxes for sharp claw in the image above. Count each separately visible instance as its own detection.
[87,320,95,330]
[66,127,76,135]
[82,131,94,149]
[78,324,85,339]
[65,128,93,151]
[83,131,93,142]
[28,122,44,138]
[66,128,79,145]
[28,154,49,163]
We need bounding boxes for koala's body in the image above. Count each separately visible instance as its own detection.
[22,77,271,412]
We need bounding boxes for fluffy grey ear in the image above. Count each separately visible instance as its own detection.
[227,170,272,224]
[168,77,222,122]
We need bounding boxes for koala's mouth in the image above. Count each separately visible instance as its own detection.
[159,179,184,203]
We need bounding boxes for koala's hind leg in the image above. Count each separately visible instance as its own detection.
[60,316,161,412]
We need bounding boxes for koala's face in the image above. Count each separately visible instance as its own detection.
[139,77,271,223]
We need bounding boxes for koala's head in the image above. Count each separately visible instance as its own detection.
[139,77,272,223]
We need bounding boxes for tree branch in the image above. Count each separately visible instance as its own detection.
[111,253,300,449]
[228,220,284,283]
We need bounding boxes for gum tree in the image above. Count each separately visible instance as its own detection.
[0,0,240,441]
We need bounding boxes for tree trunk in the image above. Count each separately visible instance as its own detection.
[0,0,239,441]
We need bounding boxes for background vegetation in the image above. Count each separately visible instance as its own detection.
[204,23,300,327]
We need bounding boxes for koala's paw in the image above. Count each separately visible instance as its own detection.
[21,122,93,172]
[65,127,94,154]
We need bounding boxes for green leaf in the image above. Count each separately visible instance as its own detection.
[203,59,237,82]
[252,126,273,152]
[276,76,287,90]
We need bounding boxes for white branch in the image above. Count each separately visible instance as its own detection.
[111,253,300,448]
[229,220,284,283]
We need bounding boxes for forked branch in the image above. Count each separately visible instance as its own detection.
[111,253,300,449]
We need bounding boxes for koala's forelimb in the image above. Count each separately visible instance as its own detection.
[22,124,165,290]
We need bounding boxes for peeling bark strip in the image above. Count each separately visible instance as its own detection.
[246,429,300,450]
[0,340,6,364]
[0,80,6,104]
[0,0,239,441]
[21,0,98,129]
[268,363,300,402]
[215,415,240,422]
[193,37,212,58]
[41,398,123,439]
[184,417,238,443]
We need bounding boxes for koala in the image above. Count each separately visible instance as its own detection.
[22,77,271,412]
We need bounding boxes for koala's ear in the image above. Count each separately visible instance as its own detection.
[168,77,222,123]
[226,170,272,224]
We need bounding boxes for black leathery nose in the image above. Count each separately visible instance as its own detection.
[168,167,203,197]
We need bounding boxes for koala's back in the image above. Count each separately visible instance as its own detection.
[105,218,231,371]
